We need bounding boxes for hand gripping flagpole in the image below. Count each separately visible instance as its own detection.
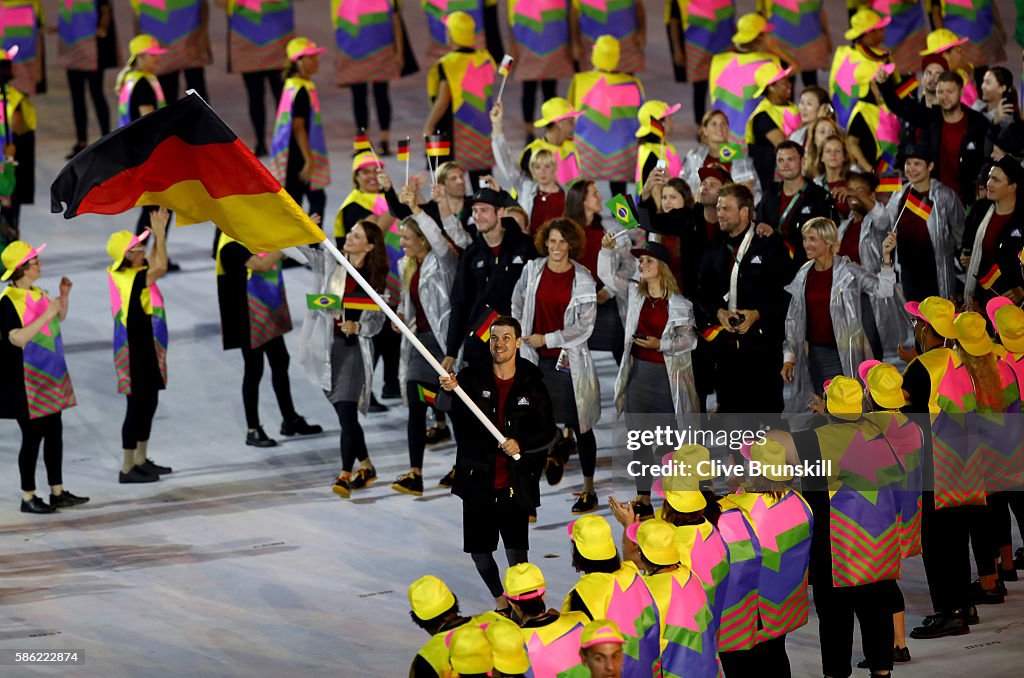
[321,238,519,459]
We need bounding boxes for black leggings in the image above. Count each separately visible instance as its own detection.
[991,492,1024,555]
[122,391,159,449]
[158,67,208,103]
[407,381,429,469]
[577,429,597,478]
[692,80,709,125]
[521,79,557,125]
[350,82,391,133]
[241,70,284,147]
[240,336,297,429]
[472,549,529,599]
[18,413,63,493]
[333,401,369,472]
[373,328,401,392]
[284,175,327,223]
[67,69,110,144]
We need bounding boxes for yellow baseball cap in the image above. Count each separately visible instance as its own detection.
[534,97,582,127]
[635,519,680,566]
[954,311,994,357]
[906,296,957,339]
[446,11,476,48]
[592,35,620,72]
[635,100,681,138]
[568,514,618,561]
[129,34,167,60]
[447,625,493,675]
[408,575,456,620]
[920,28,968,56]
[1,241,45,281]
[859,360,907,410]
[352,151,379,172]
[988,297,1024,354]
[580,619,627,649]
[733,13,774,46]
[107,230,150,270]
[748,439,792,481]
[504,563,546,601]
[844,9,891,42]
[484,619,529,674]
[753,63,793,98]
[286,37,327,63]
[826,375,864,421]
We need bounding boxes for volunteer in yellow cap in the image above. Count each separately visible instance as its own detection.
[745,62,797,174]
[448,624,494,677]
[485,618,530,677]
[115,34,167,128]
[106,207,174,485]
[578,618,626,678]
[513,97,582,186]
[0,43,36,236]
[635,100,682,190]
[919,27,979,107]
[503,563,589,675]
[334,151,393,241]
[930,0,1006,74]
[1,241,87,515]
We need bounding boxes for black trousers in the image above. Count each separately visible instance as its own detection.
[284,175,327,223]
[990,491,1024,556]
[122,391,159,449]
[521,79,557,125]
[67,69,109,144]
[720,636,789,678]
[158,67,208,103]
[407,381,430,469]
[350,81,391,133]
[241,70,284,148]
[240,336,298,429]
[18,412,63,493]
[333,401,368,473]
[921,494,976,614]
[813,579,894,677]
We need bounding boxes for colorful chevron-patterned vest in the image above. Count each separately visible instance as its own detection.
[644,566,718,678]
[976,359,1023,492]
[332,0,400,85]
[941,0,1004,69]
[270,78,331,190]
[520,137,581,186]
[427,49,496,172]
[520,611,589,677]
[715,505,761,652]
[710,50,780,148]
[57,0,98,71]
[1,286,77,419]
[216,232,293,349]
[873,0,929,73]
[574,0,643,73]
[117,70,167,127]
[508,0,573,81]
[636,142,682,184]
[107,267,168,395]
[744,97,800,146]
[227,0,294,72]
[764,0,829,70]
[422,0,486,56]
[0,0,42,93]
[674,519,730,638]
[337,190,401,305]
[133,0,206,72]
[672,0,736,82]
[865,411,924,559]
[569,70,642,182]
[564,563,660,677]
[849,101,901,173]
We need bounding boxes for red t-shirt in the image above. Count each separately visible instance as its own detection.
[530,189,566,234]
[632,296,669,363]
[896,188,931,250]
[806,266,836,346]
[838,218,862,265]
[410,266,429,331]
[493,375,515,490]
[981,212,1013,274]
[938,116,968,196]
[778,189,797,237]
[489,244,501,258]
[533,266,575,358]
[579,220,605,287]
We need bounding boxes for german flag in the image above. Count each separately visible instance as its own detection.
[895,76,919,99]
[877,176,902,195]
[702,325,724,342]
[50,93,323,253]
[905,193,932,221]
[979,264,1002,290]
[471,306,500,342]
[417,384,437,405]
[354,133,372,152]
[397,138,410,162]
[649,117,665,140]
[343,295,378,311]
[425,135,450,158]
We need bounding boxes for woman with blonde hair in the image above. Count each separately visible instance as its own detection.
[681,109,761,205]
[803,117,843,178]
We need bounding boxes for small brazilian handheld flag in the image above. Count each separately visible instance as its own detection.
[719,142,743,163]
[306,293,341,310]
[606,194,638,229]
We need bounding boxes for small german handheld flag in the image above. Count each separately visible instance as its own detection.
[354,134,371,152]
[979,264,1002,290]
[306,293,341,310]
[343,295,378,311]
[605,194,638,229]
[649,117,665,139]
[702,325,724,342]
[471,307,500,342]
[425,135,450,158]
[877,176,902,195]
[417,384,437,405]
[895,76,919,99]
[905,193,932,221]
[397,138,410,162]
[498,54,514,77]
[875,158,890,175]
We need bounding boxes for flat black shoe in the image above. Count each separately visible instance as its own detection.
[254,142,268,158]
[893,645,911,662]
[971,582,1005,605]
[438,466,456,488]
[49,491,90,508]
[571,492,598,515]
[140,459,172,475]
[425,425,452,445]
[999,568,1018,582]
[165,260,181,273]
[246,427,277,447]
[910,612,969,639]
[349,465,377,490]
[280,416,323,436]
[381,385,402,400]
[378,141,391,157]
[367,397,389,413]
[119,466,159,484]
[965,605,980,625]
[21,496,56,514]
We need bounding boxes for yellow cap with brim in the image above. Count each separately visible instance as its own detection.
[860,361,907,410]
[661,444,714,484]
[408,575,456,620]
[504,563,546,601]
[446,11,476,48]
[485,619,529,674]
[753,63,793,98]
[592,35,620,72]
[954,311,994,357]
[656,482,708,513]
[844,9,892,42]
[905,296,957,339]
[636,101,681,138]
[447,625,493,675]
[635,519,680,566]
[534,97,582,127]
[733,13,774,46]
[1,241,45,281]
[748,439,793,480]
[286,37,327,63]
[129,34,167,60]
[107,230,150,271]
[568,514,618,561]
[988,297,1024,355]
[920,28,969,56]
[581,619,627,649]
[826,375,864,421]
[352,151,379,172]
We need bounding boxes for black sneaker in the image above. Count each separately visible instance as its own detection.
[332,475,351,498]
[438,466,456,488]
[571,492,598,515]
[20,496,56,514]
[280,416,323,437]
[140,459,172,475]
[120,465,159,484]
[858,646,911,669]
[910,612,969,639]
[246,427,277,447]
[1000,568,1018,582]
[965,605,980,625]
[349,465,377,490]
[971,580,1006,604]
[381,385,402,400]
[49,491,90,508]
[633,500,655,520]
[425,426,452,445]
[392,472,424,496]
[368,397,389,413]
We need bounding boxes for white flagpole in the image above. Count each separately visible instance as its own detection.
[321,238,516,457]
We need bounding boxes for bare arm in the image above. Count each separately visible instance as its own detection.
[9,290,64,348]
[423,82,452,137]
[145,208,170,286]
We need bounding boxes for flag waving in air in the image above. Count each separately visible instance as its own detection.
[606,194,638,229]
[50,93,324,253]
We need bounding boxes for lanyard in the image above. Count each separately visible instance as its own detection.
[778,183,808,231]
